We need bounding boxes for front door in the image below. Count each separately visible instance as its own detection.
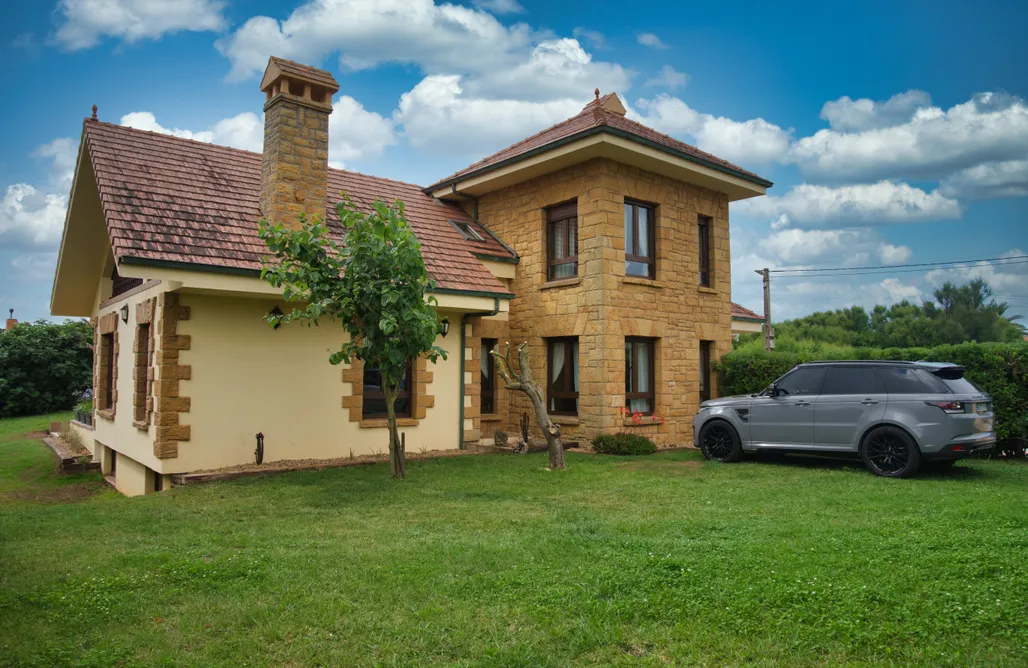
[747,366,826,447]
[813,366,888,451]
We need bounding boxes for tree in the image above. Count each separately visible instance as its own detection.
[259,197,446,479]
[490,342,566,470]
[0,319,93,418]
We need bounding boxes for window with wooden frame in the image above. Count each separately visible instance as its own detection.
[481,338,497,415]
[624,200,656,278]
[699,340,714,402]
[547,337,579,415]
[100,333,115,410]
[546,200,578,281]
[625,337,656,414]
[698,215,713,287]
[133,323,150,422]
[362,362,413,418]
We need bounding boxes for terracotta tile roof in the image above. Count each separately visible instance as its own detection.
[265,56,340,91]
[731,302,764,321]
[82,120,513,296]
[428,95,771,190]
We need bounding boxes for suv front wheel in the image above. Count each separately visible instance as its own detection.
[860,426,921,478]
[699,421,743,463]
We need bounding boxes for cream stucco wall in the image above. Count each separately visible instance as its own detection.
[113,451,152,497]
[171,293,463,472]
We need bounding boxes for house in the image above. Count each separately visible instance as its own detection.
[730,302,765,339]
[52,57,770,495]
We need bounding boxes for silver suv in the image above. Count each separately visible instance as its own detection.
[692,361,995,477]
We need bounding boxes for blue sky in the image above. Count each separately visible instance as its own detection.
[1,0,1026,323]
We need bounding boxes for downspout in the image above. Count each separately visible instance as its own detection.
[457,297,502,449]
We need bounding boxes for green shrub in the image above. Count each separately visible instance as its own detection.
[74,399,93,414]
[591,432,657,455]
[716,340,1028,444]
[0,320,94,418]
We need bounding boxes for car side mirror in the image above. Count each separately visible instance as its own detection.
[770,383,781,398]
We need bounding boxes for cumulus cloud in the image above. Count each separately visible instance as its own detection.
[759,227,912,268]
[395,75,582,154]
[633,94,792,166]
[925,249,1028,296]
[0,185,68,249]
[572,27,606,50]
[939,159,1028,200]
[791,92,1028,182]
[637,32,667,49]
[53,0,227,51]
[472,0,525,14]
[10,252,59,282]
[31,138,78,191]
[819,90,932,131]
[645,65,689,91]
[734,181,961,228]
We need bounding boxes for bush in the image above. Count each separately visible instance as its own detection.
[717,340,1028,445]
[591,432,657,455]
[0,320,94,418]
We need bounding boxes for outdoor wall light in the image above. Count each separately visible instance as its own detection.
[120,305,129,323]
[440,318,450,337]
[269,306,283,330]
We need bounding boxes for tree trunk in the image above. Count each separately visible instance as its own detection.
[383,378,406,479]
[490,342,566,470]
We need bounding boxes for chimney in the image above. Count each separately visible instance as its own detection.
[259,57,339,230]
[5,309,16,332]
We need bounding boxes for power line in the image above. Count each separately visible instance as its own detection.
[771,258,1028,280]
[769,254,1028,275]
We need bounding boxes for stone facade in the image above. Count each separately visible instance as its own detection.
[342,358,436,428]
[465,317,511,443]
[153,292,192,459]
[475,157,733,447]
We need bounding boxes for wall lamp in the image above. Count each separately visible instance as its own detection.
[440,318,450,337]
[120,304,129,323]
[269,306,283,330]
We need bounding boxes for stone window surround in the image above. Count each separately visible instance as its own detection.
[94,312,119,421]
[465,318,510,443]
[132,296,157,430]
[153,292,192,460]
[546,337,580,417]
[698,214,714,288]
[624,198,657,279]
[342,357,435,429]
[361,361,414,420]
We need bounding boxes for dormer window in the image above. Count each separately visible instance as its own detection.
[450,219,484,242]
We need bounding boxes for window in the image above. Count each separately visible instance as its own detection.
[699,340,713,402]
[624,200,655,278]
[775,367,826,396]
[547,338,579,415]
[362,362,413,418]
[698,215,712,287]
[820,366,885,395]
[133,323,151,422]
[546,201,578,280]
[449,219,484,242]
[100,333,115,410]
[625,338,655,413]
[481,338,497,415]
[878,367,927,394]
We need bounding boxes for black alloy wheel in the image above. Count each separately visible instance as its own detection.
[861,426,921,478]
[700,421,742,462]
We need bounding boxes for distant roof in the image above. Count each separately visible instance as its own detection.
[261,56,339,92]
[81,120,514,296]
[730,302,763,321]
[428,93,772,191]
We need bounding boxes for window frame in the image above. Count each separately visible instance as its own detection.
[362,361,414,419]
[698,215,713,287]
[449,219,485,242]
[699,340,713,402]
[624,200,656,278]
[101,333,115,410]
[547,337,579,416]
[546,201,578,281]
[625,337,656,415]
[481,338,497,415]
[133,323,151,422]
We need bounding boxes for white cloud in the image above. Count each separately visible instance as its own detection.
[634,94,792,166]
[53,0,227,51]
[31,138,78,191]
[868,277,924,304]
[759,227,912,268]
[645,65,688,91]
[939,159,1028,200]
[791,92,1028,182]
[769,214,790,231]
[395,74,583,154]
[120,111,217,142]
[637,32,667,49]
[572,27,606,50]
[819,90,931,131]
[0,184,68,249]
[879,243,912,265]
[472,0,525,14]
[735,181,961,228]
[216,0,534,82]
[10,252,58,282]
[925,249,1028,296]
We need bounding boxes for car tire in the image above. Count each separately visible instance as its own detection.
[860,426,922,478]
[699,420,743,463]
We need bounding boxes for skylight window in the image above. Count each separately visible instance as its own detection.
[449,219,485,242]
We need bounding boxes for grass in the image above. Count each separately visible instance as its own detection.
[0,417,1025,666]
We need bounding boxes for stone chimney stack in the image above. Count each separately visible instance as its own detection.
[259,57,339,229]
[5,309,16,331]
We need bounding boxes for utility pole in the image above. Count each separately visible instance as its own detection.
[754,268,773,350]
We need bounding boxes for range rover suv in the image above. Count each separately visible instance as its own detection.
[692,361,995,477]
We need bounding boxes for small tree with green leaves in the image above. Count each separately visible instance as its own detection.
[259,197,446,479]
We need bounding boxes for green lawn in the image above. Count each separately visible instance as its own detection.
[0,416,1025,667]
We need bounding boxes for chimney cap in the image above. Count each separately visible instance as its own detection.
[260,56,340,95]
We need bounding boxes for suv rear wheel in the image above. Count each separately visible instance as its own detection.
[860,426,921,478]
[699,421,743,463]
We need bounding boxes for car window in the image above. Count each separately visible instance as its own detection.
[941,376,983,395]
[879,367,927,394]
[913,368,952,394]
[821,367,885,395]
[776,367,826,396]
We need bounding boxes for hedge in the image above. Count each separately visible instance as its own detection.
[716,341,1027,443]
[591,432,658,455]
[0,320,94,418]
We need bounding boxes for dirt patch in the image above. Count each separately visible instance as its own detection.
[616,460,703,474]
[5,481,103,504]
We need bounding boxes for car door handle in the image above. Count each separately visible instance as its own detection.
[795,401,812,407]
[861,399,879,405]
